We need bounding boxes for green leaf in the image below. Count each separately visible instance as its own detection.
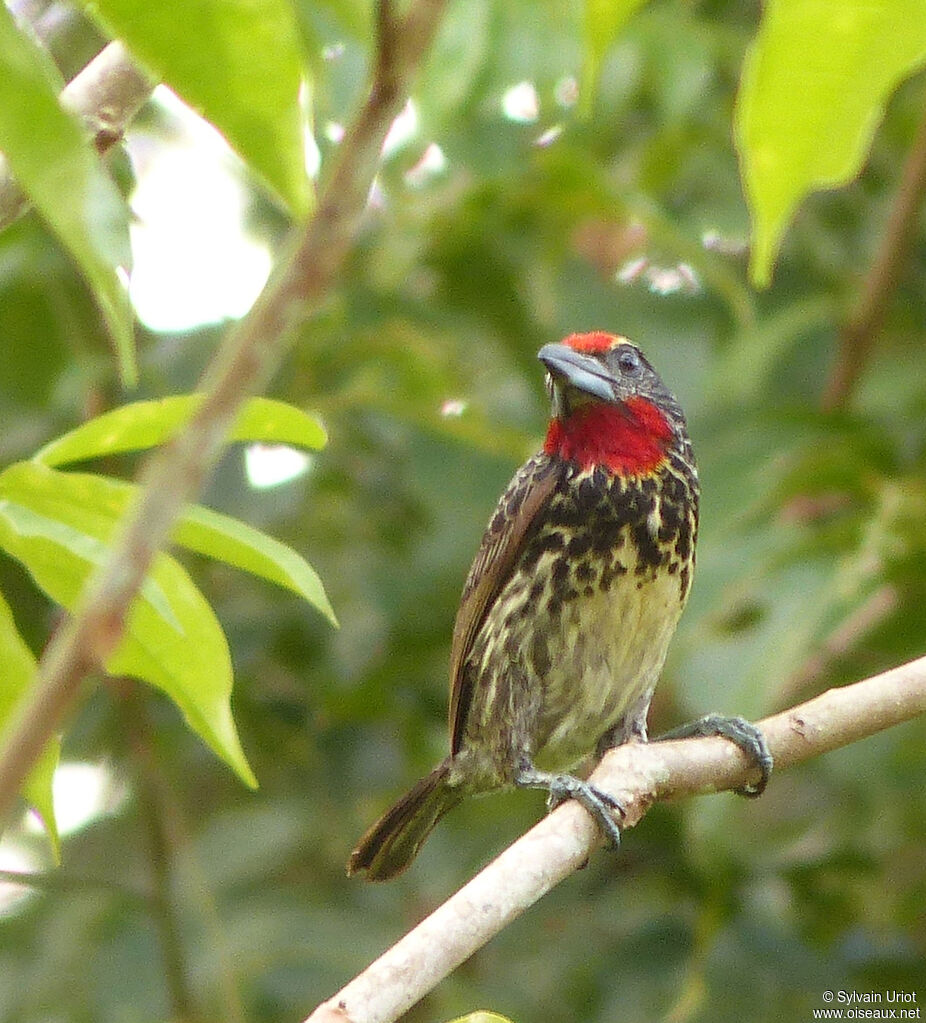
[580,0,648,115]
[0,4,135,384]
[81,0,311,217]
[4,462,336,626]
[35,396,328,467]
[175,504,337,626]
[0,492,180,628]
[736,0,926,286]
[0,590,60,858]
[106,553,256,789]
[0,465,256,788]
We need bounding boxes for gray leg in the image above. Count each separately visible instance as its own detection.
[655,714,773,796]
[514,759,624,847]
[595,686,654,758]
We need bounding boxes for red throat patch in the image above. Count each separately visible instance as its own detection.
[543,396,673,475]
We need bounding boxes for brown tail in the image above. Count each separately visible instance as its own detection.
[347,760,461,881]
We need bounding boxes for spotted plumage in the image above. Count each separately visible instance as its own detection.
[348,332,700,880]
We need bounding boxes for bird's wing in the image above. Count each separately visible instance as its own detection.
[449,453,560,754]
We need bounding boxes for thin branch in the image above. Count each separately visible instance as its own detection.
[306,653,926,1023]
[0,0,448,822]
[116,681,248,1023]
[7,0,78,50]
[0,40,155,232]
[821,94,926,412]
[117,684,197,1022]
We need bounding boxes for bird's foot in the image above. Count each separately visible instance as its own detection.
[514,763,624,848]
[655,714,773,797]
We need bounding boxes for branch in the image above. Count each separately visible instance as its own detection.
[306,653,926,1023]
[117,683,197,1022]
[0,40,155,232]
[821,95,926,412]
[0,0,448,821]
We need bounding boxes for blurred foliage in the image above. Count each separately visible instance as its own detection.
[1,1,926,1022]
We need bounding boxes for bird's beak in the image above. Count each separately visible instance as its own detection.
[538,343,617,404]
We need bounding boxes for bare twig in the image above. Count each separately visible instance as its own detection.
[0,40,155,232]
[0,0,448,822]
[307,654,926,1023]
[821,96,926,411]
[117,684,198,1023]
[7,0,76,50]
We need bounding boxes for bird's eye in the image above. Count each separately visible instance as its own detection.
[617,347,641,375]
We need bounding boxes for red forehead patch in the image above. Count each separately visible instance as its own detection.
[561,331,625,354]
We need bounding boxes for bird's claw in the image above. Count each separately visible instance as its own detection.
[656,713,773,797]
[516,764,624,848]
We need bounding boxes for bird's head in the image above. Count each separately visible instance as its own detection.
[539,331,690,476]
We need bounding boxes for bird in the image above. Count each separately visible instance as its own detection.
[347,331,770,880]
